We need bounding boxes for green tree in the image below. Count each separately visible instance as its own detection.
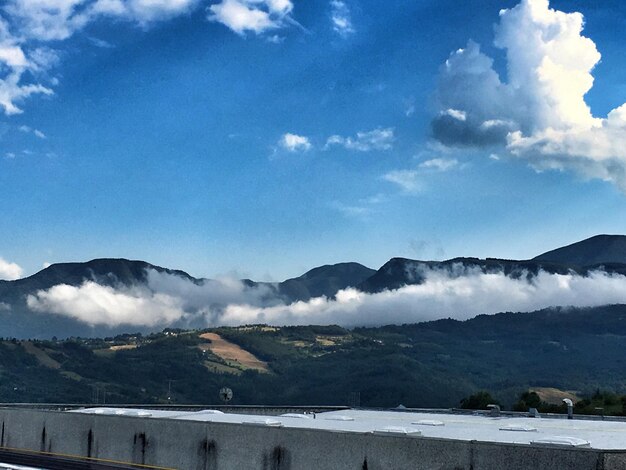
[460,391,499,410]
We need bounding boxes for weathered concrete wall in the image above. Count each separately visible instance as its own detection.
[1,408,626,470]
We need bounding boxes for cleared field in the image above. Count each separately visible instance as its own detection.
[531,387,580,405]
[199,333,269,373]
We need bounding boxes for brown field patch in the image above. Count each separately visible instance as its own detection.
[531,387,580,405]
[199,333,269,373]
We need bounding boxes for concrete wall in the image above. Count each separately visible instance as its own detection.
[1,408,626,470]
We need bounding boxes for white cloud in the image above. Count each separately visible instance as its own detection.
[384,156,461,193]
[27,282,186,327]
[3,0,88,42]
[0,257,23,280]
[208,0,293,35]
[26,269,280,327]
[433,0,626,190]
[0,71,53,116]
[266,34,284,44]
[419,158,459,172]
[107,0,201,23]
[330,0,354,37]
[18,125,46,138]
[220,268,626,327]
[0,0,200,115]
[4,0,200,41]
[279,132,311,152]
[326,127,394,152]
[0,44,29,68]
[442,108,466,122]
[24,265,626,329]
[0,0,299,115]
[382,169,421,193]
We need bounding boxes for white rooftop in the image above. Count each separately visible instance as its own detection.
[69,407,626,450]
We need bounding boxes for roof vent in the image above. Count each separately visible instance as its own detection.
[499,424,537,432]
[563,399,574,420]
[487,404,501,417]
[373,426,422,437]
[412,420,445,426]
[530,436,590,448]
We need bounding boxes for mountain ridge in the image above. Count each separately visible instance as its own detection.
[2,234,626,339]
[533,234,626,266]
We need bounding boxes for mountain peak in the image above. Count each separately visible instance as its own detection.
[278,262,376,301]
[18,258,194,290]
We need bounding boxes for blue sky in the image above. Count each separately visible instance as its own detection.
[1,0,625,281]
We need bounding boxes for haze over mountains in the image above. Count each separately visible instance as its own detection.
[2,235,626,339]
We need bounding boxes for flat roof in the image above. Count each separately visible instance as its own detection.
[69,407,626,451]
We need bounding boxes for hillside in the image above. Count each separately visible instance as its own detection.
[3,305,626,408]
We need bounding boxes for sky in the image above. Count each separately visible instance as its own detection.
[1,0,626,282]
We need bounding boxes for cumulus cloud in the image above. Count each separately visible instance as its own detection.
[433,0,626,190]
[278,132,311,152]
[326,127,394,152]
[0,257,23,280]
[220,268,626,327]
[208,0,294,35]
[330,0,354,37]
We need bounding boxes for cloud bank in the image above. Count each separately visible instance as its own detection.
[25,266,626,328]
[27,269,279,327]
[433,0,626,190]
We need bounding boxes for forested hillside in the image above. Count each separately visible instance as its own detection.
[2,305,626,408]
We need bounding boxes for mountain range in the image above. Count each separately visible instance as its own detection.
[2,234,626,339]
